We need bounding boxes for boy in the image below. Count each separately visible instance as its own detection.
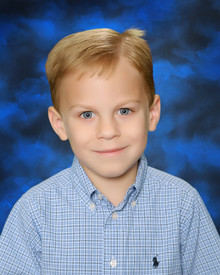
[0,28,219,274]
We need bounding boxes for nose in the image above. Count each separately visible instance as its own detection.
[96,117,120,140]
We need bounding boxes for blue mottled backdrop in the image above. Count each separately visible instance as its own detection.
[0,0,220,234]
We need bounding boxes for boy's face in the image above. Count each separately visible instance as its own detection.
[49,57,160,182]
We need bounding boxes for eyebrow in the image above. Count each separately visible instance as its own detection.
[69,100,142,111]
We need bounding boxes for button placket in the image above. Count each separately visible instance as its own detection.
[104,207,121,270]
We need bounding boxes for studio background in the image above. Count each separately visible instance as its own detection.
[0,0,219,234]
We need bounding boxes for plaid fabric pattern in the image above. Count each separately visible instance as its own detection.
[0,154,219,274]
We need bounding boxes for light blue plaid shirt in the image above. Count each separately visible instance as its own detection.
[0,154,220,274]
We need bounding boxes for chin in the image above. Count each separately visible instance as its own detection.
[102,170,125,179]
[97,163,135,179]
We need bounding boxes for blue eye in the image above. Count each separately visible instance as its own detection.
[80,111,95,119]
[119,108,131,115]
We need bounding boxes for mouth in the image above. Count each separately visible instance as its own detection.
[94,147,127,155]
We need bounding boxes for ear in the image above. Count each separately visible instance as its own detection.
[148,94,161,132]
[48,106,68,141]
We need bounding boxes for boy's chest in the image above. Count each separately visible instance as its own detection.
[40,200,182,274]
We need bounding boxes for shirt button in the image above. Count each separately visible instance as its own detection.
[97,193,103,200]
[112,212,118,220]
[110,257,117,268]
[131,201,136,207]
[89,203,96,210]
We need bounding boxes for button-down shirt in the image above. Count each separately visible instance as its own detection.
[0,154,219,274]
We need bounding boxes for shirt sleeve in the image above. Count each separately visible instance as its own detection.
[0,196,41,275]
[180,188,220,274]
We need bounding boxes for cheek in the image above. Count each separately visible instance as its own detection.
[135,127,148,145]
[126,115,148,141]
[66,121,94,148]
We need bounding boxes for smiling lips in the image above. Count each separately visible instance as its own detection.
[94,147,126,155]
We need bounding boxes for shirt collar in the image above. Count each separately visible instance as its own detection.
[131,154,148,199]
[70,154,148,207]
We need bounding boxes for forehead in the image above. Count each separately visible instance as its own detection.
[58,57,148,109]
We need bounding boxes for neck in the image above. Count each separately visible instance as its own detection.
[81,162,138,207]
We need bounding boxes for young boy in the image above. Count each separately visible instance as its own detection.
[0,28,219,274]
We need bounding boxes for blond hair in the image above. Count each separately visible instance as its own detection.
[45,28,155,111]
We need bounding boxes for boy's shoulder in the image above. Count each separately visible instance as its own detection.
[21,166,73,201]
[142,165,206,221]
[146,165,198,198]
